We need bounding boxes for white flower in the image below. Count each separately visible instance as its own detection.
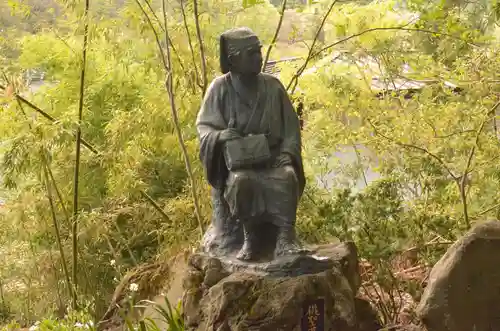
[129,283,139,292]
[110,259,116,266]
[29,322,40,331]
[74,322,84,328]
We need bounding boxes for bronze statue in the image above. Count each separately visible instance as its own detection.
[196,27,306,261]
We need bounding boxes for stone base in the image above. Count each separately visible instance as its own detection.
[192,251,335,278]
[196,240,360,288]
[182,242,372,331]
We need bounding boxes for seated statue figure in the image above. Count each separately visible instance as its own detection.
[196,27,306,261]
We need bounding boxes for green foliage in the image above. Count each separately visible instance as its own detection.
[289,0,500,323]
[137,298,184,331]
[0,0,296,323]
[1,308,95,331]
[1,0,500,328]
[0,297,184,330]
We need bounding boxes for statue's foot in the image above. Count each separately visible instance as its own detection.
[237,223,257,261]
[236,244,254,261]
[275,241,309,257]
[274,226,310,257]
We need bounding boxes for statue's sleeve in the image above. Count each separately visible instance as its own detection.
[196,78,229,189]
[278,80,307,196]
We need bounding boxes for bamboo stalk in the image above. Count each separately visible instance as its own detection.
[3,73,77,305]
[141,190,172,222]
[42,160,76,306]
[192,0,208,95]
[161,0,205,238]
[0,84,99,154]
[180,0,201,89]
[71,0,91,310]
[1,82,174,227]
[133,0,205,238]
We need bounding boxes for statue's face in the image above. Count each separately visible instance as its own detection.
[232,44,263,76]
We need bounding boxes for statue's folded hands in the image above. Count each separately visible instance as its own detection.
[217,128,241,143]
[272,153,294,168]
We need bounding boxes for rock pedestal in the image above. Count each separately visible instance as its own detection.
[182,242,380,331]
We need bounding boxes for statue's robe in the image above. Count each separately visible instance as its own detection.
[196,72,305,250]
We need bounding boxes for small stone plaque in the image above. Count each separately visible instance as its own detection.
[301,298,325,331]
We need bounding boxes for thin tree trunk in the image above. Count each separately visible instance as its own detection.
[134,0,205,238]
[162,0,205,238]
[46,162,71,227]
[192,0,208,95]
[459,99,500,229]
[42,161,75,306]
[0,278,4,308]
[3,73,76,306]
[47,248,65,317]
[180,0,201,89]
[0,82,173,228]
[142,0,195,91]
[263,0,287,69]
[352,143,368,187]
[287,0,339,94]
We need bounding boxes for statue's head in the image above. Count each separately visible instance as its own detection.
[220,27,262,76]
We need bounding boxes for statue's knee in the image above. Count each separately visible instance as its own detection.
[231,172,251,187]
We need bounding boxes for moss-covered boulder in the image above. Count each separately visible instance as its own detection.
[417,220,500,331]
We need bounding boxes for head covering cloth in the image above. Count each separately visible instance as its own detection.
[220,27,261,74]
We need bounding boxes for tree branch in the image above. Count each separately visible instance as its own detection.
[143,0,164,31]
[285,24,480,95]
[1,82,175,230]
[286,0,339,94]
[367,119,458,180]
[140,191,171,223]
[262,0,287,70]
[463,100,500,175]
[313,26,480,58]
[0,83,99,154]
[422,111,477,139]
[472,202,500,220]
[460,99,500,229]
[45,159,71,225]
